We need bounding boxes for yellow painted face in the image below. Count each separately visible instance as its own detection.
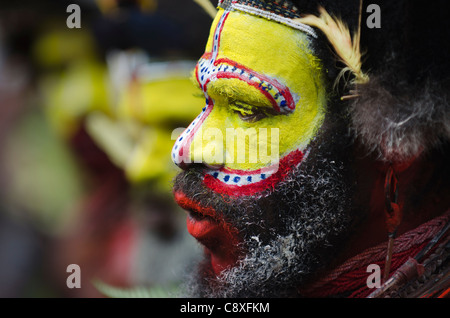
[172,9,327,196]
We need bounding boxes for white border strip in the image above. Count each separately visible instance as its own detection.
[232,3,317,38]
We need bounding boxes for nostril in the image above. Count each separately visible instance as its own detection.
[204,163,224,170]
[187,162,224,171]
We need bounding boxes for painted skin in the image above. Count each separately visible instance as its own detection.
[172,9,327,274]
[173,9,326,196]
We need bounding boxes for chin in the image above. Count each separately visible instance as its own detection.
[173,117,364,297]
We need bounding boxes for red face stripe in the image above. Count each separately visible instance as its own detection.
[203,149,306,196]
[215,72,280,111]
[212,11,229,61]
[172,12,231,168]
[177,101,213,157]
[197,57,297,114]
[214,57,296,112]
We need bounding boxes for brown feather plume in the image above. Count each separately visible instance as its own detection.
[295,1,369,90]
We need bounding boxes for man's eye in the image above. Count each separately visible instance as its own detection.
[231,103,267,123]
[236,110,267,123]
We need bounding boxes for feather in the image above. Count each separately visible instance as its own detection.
[193,0,217,19]
[294,1,369,87]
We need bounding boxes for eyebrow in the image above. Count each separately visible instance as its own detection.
[195,57,297,114]
[207,77,275,108]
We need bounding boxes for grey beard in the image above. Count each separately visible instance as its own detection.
[175,117,361,298]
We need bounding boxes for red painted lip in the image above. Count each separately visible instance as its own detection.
[174,191,241,275]
[186,213,218,241]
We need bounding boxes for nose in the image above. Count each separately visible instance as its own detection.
[172,129,226,170]
[172,107,225,171]
[171,130,192,170]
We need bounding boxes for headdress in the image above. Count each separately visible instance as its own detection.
[194,0,450,164]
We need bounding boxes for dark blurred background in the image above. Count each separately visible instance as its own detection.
[0,0,216,297]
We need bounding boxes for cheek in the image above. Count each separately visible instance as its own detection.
[263,108,322,159]
[277,84,327,154]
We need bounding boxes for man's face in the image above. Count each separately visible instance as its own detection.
[172,9,359,297]
[173,9,326,179]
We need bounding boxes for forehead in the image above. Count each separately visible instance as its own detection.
[204,10,318,85]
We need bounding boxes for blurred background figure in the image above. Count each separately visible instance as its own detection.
[0,0,215,297]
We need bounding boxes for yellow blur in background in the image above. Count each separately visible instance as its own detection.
[0,0,214,297]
